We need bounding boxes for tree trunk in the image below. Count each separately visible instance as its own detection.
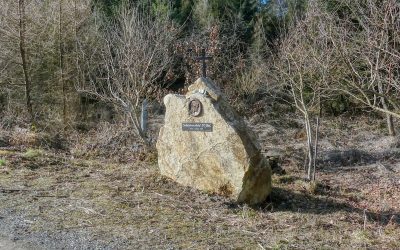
[304,111,313,180]
[59,0,67,127]
[312,116,320,181]
[378,82,395,136]
[18,0,34,123]
[386,113,395,136]
[128,108,150,147]
[140,99,148,135]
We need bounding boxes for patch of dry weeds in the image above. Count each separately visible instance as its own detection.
[0,146,399,249]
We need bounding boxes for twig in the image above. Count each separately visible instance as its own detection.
[312,116,320,181]
[0,187,67,198]
[0,188,33,193]
[363,209,368,230]
[34,195,69,198]
[257,243,266,250]
[241,229,258,235]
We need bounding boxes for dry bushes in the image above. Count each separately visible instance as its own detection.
[76,4,177,145]
[69,121,153,162]
[0,127,68,151]
[0,120,156,163]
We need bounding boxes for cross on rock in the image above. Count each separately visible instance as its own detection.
[194,48,212,78]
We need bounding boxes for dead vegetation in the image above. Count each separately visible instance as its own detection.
[0,114,399,249]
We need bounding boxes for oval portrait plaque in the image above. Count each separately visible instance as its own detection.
[188,98,202,117]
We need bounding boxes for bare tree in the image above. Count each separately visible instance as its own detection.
[18,0,34,123]
[77,4,177,145]
[331,0,400,135]
[273,1,338,180]
[274,0,399,179]
[0,1,19,115]
[0,0,86,126]
[59,0,67,126]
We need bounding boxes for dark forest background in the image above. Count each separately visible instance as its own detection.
[0,0,399,150]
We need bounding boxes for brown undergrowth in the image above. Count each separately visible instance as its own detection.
[0,114,399,248]
[0,144,399,249]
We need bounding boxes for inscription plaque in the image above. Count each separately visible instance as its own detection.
[182,123,213,132]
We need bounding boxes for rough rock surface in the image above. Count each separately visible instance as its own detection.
[156,77,272,205]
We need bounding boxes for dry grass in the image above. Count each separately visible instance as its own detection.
[0,145,398,249]
[0,114,399,248]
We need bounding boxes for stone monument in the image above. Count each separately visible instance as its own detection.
[156,77,272,205]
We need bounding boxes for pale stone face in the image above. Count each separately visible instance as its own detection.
[156,77,272,205]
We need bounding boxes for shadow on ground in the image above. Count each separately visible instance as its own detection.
[317,148,400,172]
[269,187,400,225]
[225,185,400,227]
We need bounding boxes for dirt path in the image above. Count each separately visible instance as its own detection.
[0,237,26,250]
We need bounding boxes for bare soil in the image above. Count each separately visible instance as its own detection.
[0,237,28,250]
[0,115,399,249]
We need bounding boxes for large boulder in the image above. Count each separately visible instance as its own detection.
[156,77,272,205]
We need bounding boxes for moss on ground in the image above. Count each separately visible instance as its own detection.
[22,148,44,159]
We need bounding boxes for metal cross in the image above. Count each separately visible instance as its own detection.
[194,48,212,78]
